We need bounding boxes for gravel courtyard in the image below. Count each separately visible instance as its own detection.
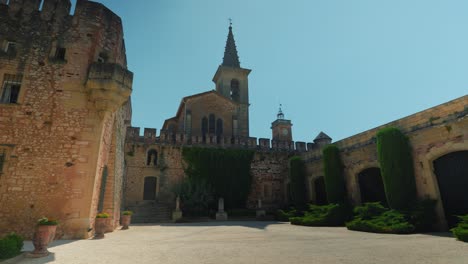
[13,221,468,264]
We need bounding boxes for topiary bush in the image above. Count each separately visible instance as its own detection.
[289,156,307,208]
[290,204,350,227]
[322,145,346,204]
[376,127,417,210]
[346,202,415,234]
[0,233,23,260]
[451,215,468,242]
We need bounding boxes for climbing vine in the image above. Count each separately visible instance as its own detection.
[181,147,255,209]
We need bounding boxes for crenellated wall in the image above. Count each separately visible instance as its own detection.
[302,95,468,230]
[0,0,132,239]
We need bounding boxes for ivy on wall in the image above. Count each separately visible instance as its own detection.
[181,147,255,209]
[289,156,307,207]
[377,127,417,210]
[322,145,347,204]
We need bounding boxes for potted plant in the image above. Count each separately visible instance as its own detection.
[121,211,133,230]
[27,217,58,258]
[94,213,109,239]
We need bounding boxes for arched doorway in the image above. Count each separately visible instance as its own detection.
[433,151,468,227]
[314,177,327,205]
[143,177,157,200]
[358,167,387,205]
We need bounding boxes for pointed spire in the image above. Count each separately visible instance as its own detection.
[277,104,284,120]
[222,20,241,68]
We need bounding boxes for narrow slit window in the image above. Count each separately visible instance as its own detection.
[55,47,66,60]
[0,149,5,174]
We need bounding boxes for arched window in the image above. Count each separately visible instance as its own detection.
[147,149,158,166]
[230,79,240,102]
[201,116,208,142]
[209,114,216,134]
[216,119,223,136]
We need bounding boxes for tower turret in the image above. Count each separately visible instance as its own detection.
[271,105,293,141]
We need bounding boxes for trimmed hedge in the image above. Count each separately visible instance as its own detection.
[376,127,417,210]
[289,156,307,208]
[451,215,468,242]
[290,204,349,227]
[346,202,415,234]
[0,233,23,260]
[322,145,346,204]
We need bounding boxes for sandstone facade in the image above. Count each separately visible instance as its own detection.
[0,0,132,239]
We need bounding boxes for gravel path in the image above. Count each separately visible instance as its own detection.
[13,221,468,264]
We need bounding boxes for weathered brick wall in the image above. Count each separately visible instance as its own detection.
[0,0,132,239]
[302,95,468,229]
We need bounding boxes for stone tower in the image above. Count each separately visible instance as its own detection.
[212,24,251,137]
[271,105,293,141]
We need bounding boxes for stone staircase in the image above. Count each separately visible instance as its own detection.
[126,201,172,223]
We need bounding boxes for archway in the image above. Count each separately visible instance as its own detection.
[433,151,468,227]
[314,177,327,205]
[357,167,387,205]
[143,177,157,200]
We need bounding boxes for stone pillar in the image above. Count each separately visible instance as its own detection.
[172,196,182,222]
[215,198,228,221]
[256,199,266,219]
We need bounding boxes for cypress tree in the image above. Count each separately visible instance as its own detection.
[289,156,308,207]
[376,127,417,210]
[322,145,346,204]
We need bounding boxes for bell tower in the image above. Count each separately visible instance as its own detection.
[271,105,293,141]
[213,22,251,137]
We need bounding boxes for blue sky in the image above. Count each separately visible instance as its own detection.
[76,0,466,142]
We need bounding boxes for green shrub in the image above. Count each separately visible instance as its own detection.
[322,145,346,204]
[376,127,417,210]
[96,213,109,218]
[405,198,437,232]
[122,211,133,216]
[290,204,349,226]
[276,208,301,221]
[346,202,415,234]
[451,215,468,242]
[37,217,59,226]
[0,233,23,260]
[289,156,307,208]
[177,177,214,217]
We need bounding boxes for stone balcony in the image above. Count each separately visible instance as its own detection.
[86,63,133,116]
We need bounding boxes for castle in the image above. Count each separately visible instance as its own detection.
[0,0,466,239]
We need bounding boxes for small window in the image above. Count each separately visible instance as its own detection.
[209,114,215,134]
[4,41,16,54]
[0,74,22,104]
[54,47,66,61]
[0,149,5,174]
[97,52,108,63]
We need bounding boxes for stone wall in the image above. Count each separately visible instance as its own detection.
[302,95,468,229]
[124,140,293,211]
[0,0,132,239]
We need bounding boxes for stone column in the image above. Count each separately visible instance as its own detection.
[172,196,182,222]
[256,199,266,219]
[216,198,228,221]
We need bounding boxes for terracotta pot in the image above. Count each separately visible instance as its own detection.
[121,215,131,230]
[94,218,107,239]
[28,225,57,258]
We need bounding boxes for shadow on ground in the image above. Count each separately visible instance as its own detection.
[143,221,289,230]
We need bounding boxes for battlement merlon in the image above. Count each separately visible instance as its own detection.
[125,127,321,152]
